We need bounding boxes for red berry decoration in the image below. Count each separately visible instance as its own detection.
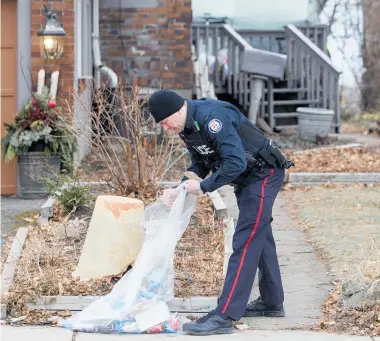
[48,100,56,109]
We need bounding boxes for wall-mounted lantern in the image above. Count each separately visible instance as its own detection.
[37,5,66,60]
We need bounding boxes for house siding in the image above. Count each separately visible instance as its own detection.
[99,0,193,90]
[31,0,75,105]
[192,0,321,30]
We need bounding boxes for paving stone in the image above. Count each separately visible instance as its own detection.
[1,326,73,341]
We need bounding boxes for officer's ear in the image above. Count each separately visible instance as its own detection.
[179,101,187,115]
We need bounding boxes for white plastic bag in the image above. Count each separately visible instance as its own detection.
[59,185,196,334]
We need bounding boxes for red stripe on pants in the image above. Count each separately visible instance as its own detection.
[222,169,274,314]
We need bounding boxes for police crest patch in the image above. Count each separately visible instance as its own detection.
[208,119,222,133]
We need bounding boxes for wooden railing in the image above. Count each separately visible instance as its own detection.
[191,23,341,132]
[192,23,256,111]
[285,24,341,130]
[237,29,287,54]
[299,24,328,54]
[237,24,328,55]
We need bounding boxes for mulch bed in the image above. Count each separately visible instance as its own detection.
[2,194,224,324]
[284,146,380,173]
[174,195,224,297]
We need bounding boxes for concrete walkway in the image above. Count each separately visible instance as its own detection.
[218,186,331,330]
[1,196,45,251]
[0,326,375,341]
[330,132,380,147]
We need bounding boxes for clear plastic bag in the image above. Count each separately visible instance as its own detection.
[59,185,196,334]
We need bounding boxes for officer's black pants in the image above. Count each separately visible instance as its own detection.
[216,167,285,321]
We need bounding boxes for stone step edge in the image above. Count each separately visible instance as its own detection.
[1,227,30,320]
[27,296,218,314]
[287,172,380,185]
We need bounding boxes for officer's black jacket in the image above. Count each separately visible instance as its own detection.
[179,98,270,193]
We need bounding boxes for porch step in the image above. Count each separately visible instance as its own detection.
[273,112,298,118]
[265,88,308,94]
[275,125,299,130]
[263,99,318,106]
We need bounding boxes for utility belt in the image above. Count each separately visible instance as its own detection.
[231,140,294,187]
[256,139,294,169]
[244,140,294,172]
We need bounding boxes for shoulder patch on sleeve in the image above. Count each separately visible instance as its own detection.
[208,119,222,133]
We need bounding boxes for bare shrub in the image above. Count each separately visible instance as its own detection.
[64,79,187,202]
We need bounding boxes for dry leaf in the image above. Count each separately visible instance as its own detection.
[58,282,64,295]
[234,323,250,330]
[58,310,72,318]
[286,147,380,173]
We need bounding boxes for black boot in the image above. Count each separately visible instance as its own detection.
[183,310,233,336]
[243,297,285,317]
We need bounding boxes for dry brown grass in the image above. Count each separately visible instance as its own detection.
[349,239,380,283]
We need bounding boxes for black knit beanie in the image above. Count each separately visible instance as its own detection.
[148,89,185,123]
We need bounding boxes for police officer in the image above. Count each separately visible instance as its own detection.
[148,89,293,336]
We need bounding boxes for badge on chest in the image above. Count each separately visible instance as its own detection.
[192,145,215,155]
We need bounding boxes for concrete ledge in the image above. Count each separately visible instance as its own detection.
[1,227,29,294]
[289,172,380,185]
[208,191,228,219]
[328,133,359,143]
[223,217,234,276]
[28,296,217,313]
[0,304,6,321]
[1,227,29,319]
[39,181,110,223]
[40,197,57,219]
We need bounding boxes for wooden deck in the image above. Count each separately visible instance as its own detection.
[191,23,341,133]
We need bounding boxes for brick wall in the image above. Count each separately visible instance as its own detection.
[31,0,75,105]
[99,0,193,90]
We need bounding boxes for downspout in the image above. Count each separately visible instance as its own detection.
[92,0,118,89]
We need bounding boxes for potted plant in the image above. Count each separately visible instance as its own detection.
[1,89,76,198]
